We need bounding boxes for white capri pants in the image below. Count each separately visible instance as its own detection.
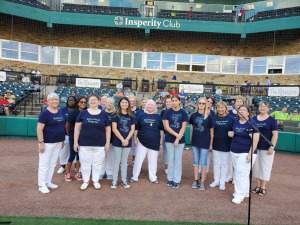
[253,149,275,181]
[38,142,61,187]
[100,144,114,176]
[199,151,211,173]
[212,150,230,185]
[132,142,159,182]
[58,135,70,165]
[231,152,257,201]
[79,146,106,183]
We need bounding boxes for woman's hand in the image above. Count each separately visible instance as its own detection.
[38,142,45,153]
[174,138,179,147]
[74,143,79,152]
[122,139,129,147]
[247,153,252,163]
[104,143,110,152]
[134,139,138,147]
[209,144,213,152]
[228,131,234,138]
[267,147,274,155]
[61,141,64,149]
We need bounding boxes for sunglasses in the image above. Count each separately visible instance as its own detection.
[293,111,298,113]
[79,101,87,104]
[198,103,206,105]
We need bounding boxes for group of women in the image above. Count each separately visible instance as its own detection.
[37,92,278,205]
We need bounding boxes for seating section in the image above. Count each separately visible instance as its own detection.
[62,3,140,17]
[5,0,50,10]
[248,7,300,22]
[0,82,33,101]
[252,96,300,114]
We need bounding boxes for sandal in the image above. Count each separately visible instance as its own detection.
[259,188,266,196]
[251,186,260,194]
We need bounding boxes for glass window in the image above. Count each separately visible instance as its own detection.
[192,55,206,63]
[285,56,300,74]
[253,57,267,74]
[2,49,18,59]
[81,50,90,66]
[206,64,220,73]
[207,55,221,72]
[177,54,191,63]
[41,46,55,64]
[70,49,79,65]
[147,52,160,61]
[21,52,38,61]
[91,50,100,66]
[237,58,251,75]
[268,56,283,68]
[102,51,111,67]
[222,57,236,73]
[207,55,221,64]
[133,53,142,69]
[2,41,18,50]
[162,62,175,70]
[113,52,121,67]
[177,64,190,71]
[21,43,38,53]
[162,53,175,62]
[2,41,18,59]
[147,61,160,70]
[123,52,132,68]
[59,48,69,64]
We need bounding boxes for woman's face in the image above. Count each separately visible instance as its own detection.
[120,99,129,110]
[217,104,226,116]
[106,100,114,110]
[235,99,244,108]
[100,96,107,106]
[238,106,249,119]
[172,98,180,108]
[207,98,213,109]
[88,96,99,107]
[146,101,155,113]
[165,99,172,109]
[198,99,206,110]
[67,97,76,108]
[129,98,136,107]
[141,99,147,109]
[259,103,269,114]
[48,98,59,108]
[78,98,87,109]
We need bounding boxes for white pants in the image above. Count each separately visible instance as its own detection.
[38,142,61,186]
[231,152,257,201]
[253,149,275,181]
[132,142,159,182]
[59,135,70,165]
[227,156,234,181]
[212,150,230,185]
[79,146,106,183]
[100,144,114,176]
[199,151,211,173]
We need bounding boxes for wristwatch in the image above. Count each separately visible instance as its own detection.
[270,146,274,149]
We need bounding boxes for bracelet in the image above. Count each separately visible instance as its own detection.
[38,141,44,143]
[270,146,274,149]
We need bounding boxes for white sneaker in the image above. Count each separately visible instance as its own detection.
[57,167,65,174]
[219,184,226,191]
[232,197,242,204]
[80,182,89,191]
[209,181,219,188]
[164,169,168,175]
[39,186,50,194]
[225,178,233,183]
[93,182,101,190]
[47,183,58,189]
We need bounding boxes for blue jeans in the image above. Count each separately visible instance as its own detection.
[192,146,209,167]
[165,142,185,183]
[68,137,79,162]
[113,146,130,181]
[163,134,168,164]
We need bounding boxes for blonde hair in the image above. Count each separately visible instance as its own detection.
[195,97,209,119]
[235,96,245,105]
[215,101,229,116]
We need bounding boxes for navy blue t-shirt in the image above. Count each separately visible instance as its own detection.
[136,113,164,151]
[38,109,65,143]
[76,110,110,147]
[67,109,79,138]
[60,107,71,135]
[105,111,113,143]
[228,109,238,118]
[210,109,215,116]
[135,108,144,118]
[111,113,135,147]
[189,112,213,149]
[163,108,188,144]
[253,116,278,150]
[230,119,258,154]
[213,114,235,152]
[98,105,103,110]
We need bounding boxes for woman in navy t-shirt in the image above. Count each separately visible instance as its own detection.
[228,105,259,204]
[100,97,115,180]
[130,100,164,184]
[210,101,235,191]
[74,93,111,191]
[190,97,213,191]
[64,96,87,182]
[163,95,188,189]
[111,97,135,189]
[252,101,278,196]
[228,96,245,118]
[37,93,65,194]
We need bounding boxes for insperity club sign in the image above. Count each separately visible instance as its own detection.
[114,16,181,29]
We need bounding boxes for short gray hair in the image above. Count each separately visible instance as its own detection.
[144,99,157,114]
[47,93,59,102]
[259,100,270,108]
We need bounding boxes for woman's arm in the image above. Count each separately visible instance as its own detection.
[112,122,125,143]
[104,126,111,152]
[190,125,193,143]
[73,122,82,152]
[178,121,187,140]
[247,132,260,162]
[209,127,214,151]
[65,122,71,135]
[163,120,181,139]
[160,130,164,145]
[37,122,45,153]
[134,130,138,147]
[268,130,278,155]
[126,124,135,142]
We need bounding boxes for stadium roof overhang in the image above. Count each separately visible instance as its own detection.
[0,1,299,39]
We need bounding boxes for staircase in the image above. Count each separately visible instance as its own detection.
[16,93,45,118]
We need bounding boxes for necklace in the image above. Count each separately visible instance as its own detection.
[147,113,155,126]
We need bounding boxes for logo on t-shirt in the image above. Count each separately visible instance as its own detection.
[235,127,245,133]
[120,116,130,133]
[195,116,204,132]
[171,114,181,129]
[54,117,64,122]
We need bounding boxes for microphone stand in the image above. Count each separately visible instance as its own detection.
[231,104,274,225]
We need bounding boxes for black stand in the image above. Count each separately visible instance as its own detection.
[231,104,274,225]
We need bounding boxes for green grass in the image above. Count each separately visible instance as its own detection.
[0,216,244,225]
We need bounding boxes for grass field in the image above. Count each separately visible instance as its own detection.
[0,216,244,225]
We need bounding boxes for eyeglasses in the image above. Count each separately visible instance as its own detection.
[198,103,206,105]
[293,111,298,113]
[79,101,87,104]
[207,101,213,104]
